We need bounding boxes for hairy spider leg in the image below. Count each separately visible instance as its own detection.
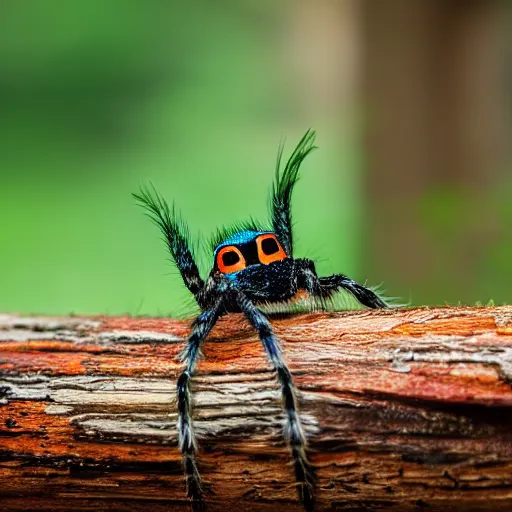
[133,185,205,298]
[236,291,316,512]
[177,299,223,510]
[271,129,317,258]
[295,258,388,309]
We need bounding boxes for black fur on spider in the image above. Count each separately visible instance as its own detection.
[133,130,388,512]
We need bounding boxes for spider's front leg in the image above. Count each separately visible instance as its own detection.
[236,291,316,512]
[295,258,388,309]
[132,185,206,304]
[177,293,224,511]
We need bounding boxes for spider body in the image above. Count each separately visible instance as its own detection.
[226,258,298,302]
[213,230,295,303]
[134,130,388,512]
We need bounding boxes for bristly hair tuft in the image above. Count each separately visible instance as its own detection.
[132,183,196,264]
[368,283,409,309]
[208,218,269,254]
[271,129,317,256]
[273,129,317,199]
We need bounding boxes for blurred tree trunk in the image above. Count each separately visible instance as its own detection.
[361,0,510,305]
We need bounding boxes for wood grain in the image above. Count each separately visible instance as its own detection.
[1,306,512,511]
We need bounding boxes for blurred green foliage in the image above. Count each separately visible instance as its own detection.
[415,185,512,306]
[1,2,509,315]
[0,1,362,316]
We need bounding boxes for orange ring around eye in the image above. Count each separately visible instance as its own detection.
[256,234,287,265]
[217,245,246,274]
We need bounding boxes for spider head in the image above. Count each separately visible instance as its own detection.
[214,230,287,279]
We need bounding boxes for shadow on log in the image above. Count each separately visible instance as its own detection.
[1,306,512,511]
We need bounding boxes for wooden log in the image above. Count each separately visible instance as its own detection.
[0,306,512,511]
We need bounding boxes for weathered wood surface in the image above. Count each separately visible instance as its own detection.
[1,306,512,511]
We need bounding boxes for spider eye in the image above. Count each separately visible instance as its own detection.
[261,237,279,255]
[256,234,287,265]
[217,245,246,274]
[222,251,240,266]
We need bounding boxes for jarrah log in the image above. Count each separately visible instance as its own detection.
[0,306,512,511]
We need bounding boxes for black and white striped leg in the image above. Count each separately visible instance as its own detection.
[296,258,388,309]
[177,302,223,511]
[236,292,315,512]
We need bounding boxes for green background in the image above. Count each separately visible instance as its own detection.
[1,1,510,316]
[1,2,363,316]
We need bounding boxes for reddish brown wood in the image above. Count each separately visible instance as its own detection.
[1,307,512,511]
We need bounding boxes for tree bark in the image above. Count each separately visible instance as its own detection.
[1,306,512,511]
